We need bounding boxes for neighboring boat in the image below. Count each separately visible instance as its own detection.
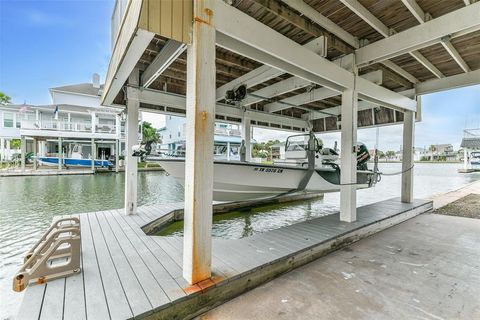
[470,152,480,166]
[151,133,378,201]
[37,144,112,168]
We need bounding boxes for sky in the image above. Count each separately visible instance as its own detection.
[1,0,479,151]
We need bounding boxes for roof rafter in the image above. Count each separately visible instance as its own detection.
[340,0,443,79]
[279,0,417,85]
[355,2,480,66]
[401,0,470,74]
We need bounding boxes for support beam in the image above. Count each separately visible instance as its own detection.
[264,70,382,113]
[183,0,215,285]
[408,51,444,78]
[142,39,187,87]
[21,136,26,172]
[215,36,329,102]
[136,87,309,130]
[281,0,416,87]
[440,38,471,73]
[401,109,415,203]
[33,138,37,170]
[241,116,252,162]
[338,0,390,37]
[115,140,120,173]
[355,2,480,66]
[58,137,62,171]
[340,88,357,222]
[214,0,353,92]
[415,69,480,95]
[380,60,418,84]
[281,0,358,48]
[400,0,469,75]
[401,0,425,24]
[91,139,95,171]
[125,71,140,216]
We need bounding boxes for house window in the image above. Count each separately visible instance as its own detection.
[16,114,21,128]
[3,112,13,128]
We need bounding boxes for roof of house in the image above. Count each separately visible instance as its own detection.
[50,83,104,97]
[461,138,480,149]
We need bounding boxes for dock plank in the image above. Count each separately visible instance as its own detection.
[111,211,186,301]
[95,211,152,317]
[88,213,133,319]
[100,211,171,309]
[39,279,65,320]
[79,213,111,320]
[17,284,46,320]
[63,214,86,320]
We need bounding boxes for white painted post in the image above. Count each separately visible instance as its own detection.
[0,137,4,164]
[340,87,358,222]
[58,137,63,171]
[91,138,95,171]
[6,139,10,161]
[226,142,230,161]
[401,110,415,203]
[91,111,96,134]
[183,0,215,285]
[241,116,252,162]
[464,148,468,170]
[125,71,140,215]
[33,138,37,170]
[115,140,120,173]
[21,136,26,172]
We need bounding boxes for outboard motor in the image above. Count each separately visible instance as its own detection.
[132,141,152,157]
[357,142,370,170]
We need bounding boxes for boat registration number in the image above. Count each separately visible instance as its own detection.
[254,167,284,173]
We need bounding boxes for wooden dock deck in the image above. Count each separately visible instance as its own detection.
[17,198,432,320]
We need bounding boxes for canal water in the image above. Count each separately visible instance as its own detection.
[1,163,479,319]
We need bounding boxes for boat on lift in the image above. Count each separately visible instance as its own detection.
[37,144,112,168]
[150,133,379,201]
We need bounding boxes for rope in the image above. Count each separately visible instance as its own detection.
[379,164,415,176]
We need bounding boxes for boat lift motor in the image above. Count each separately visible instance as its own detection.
[356,142,370,171]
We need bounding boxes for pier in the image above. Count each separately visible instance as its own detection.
[17,197,432,320]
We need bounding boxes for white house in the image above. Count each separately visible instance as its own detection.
[0,74,127,170]
[158,115,254,160]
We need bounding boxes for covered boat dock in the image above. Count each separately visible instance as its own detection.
[16,0,480,318]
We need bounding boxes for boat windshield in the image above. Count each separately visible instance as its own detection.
[285,134,321,152]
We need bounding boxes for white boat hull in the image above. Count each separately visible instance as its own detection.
[157,159,374,201]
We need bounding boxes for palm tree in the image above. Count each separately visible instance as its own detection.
[0,92,11,105]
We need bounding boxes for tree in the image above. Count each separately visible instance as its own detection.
[141,121,160,144]
[0,92,11,105]
[385,150,396,160]
[10,139,21,149]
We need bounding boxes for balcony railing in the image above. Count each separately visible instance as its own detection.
[21,120,119,134]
